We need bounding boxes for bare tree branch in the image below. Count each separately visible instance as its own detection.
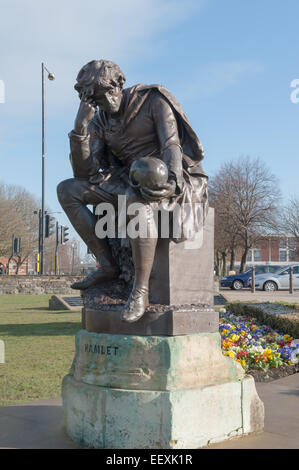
[210,156,281,273]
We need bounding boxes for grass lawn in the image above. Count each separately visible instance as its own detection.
[0,294,81,406]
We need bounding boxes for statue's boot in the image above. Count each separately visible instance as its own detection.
[121,286,149,323]
[71,238,119,290]
[122,235,157,323]
[71,263,119,290]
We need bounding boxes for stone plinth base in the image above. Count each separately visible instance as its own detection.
[83,305,219,336]
[62,330,264,448]
[62,375,263,449]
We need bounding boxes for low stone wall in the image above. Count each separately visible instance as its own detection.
[0,274,221,296]
[0,275,84,295]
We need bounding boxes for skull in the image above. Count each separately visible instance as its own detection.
[129,157,168,190]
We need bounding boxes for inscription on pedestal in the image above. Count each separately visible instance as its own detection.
[72,330,245,392]
[84,343,120,356]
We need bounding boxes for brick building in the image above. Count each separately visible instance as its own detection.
[0,256,36,275]
[234,235,299,269]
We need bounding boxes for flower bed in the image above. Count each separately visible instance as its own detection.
[219,310,299,375]
[227,302,299,338]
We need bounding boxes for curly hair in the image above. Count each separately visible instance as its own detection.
[74,60,126,98]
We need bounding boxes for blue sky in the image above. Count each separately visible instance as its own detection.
[1,0,298,246]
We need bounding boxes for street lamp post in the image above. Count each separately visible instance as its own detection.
[71,243,75,275]
[40,62,55,275]
[55,221,59,275]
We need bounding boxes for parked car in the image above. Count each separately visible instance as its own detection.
[251,264,299,291]
[220,265,283,290]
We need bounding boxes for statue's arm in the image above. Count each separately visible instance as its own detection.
[69,120,106,178]
[68,99,107,178]
[151,92,184,192]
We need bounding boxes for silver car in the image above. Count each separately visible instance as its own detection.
[252,264,299,291]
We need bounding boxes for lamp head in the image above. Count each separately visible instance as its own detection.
[48,73,55,81]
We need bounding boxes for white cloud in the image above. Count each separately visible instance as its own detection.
[0,0,204,114]
[176,60,264,101]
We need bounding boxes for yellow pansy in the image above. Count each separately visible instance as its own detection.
[263,348,273,360]
[226,351,235,358]
[231,334,240,342]
[284,334,293,341]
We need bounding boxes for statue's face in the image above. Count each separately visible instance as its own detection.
[93,85,123,114]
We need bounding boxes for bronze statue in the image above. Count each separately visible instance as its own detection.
[57,60,208,323]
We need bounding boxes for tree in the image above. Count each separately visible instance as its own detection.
[279,196,299,240]
[0,185,19,256]
[0,182,40,272]
[43,235,83,275]
[210,173,241,276]
[210,157,281,273]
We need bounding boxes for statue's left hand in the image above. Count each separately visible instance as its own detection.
[139,180,176,202]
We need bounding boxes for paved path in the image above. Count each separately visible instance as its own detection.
[0,373,298,449]
[0,397,80,449]
[220,288,299,304]
[208,373,299,449]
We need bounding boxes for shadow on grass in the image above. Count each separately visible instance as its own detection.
[20,307,81,313]
[0,322,81,336]
[20,307,59,312]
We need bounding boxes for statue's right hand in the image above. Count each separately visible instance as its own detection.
[74,97,96,135]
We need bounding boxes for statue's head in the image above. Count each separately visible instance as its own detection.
[74,60,126,114]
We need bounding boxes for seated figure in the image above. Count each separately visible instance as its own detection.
[57,60,208,323]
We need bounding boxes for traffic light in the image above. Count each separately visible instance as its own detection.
[61,226,69,244]
[45,215,55,238]
[13,237,21,254]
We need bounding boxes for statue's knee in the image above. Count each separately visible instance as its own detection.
[57,179,74,205]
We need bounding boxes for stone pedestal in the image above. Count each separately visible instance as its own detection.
[62,330,264,449]
[82,305,219,336]
[62,207,264,448]
[149,208,215,306]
